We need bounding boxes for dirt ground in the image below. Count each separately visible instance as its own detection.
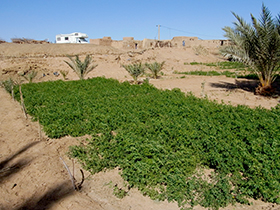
[0,43,279,210]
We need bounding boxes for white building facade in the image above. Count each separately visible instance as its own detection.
[55,32,88,43]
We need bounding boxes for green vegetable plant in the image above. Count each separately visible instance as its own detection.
[174,70,261,79]
[186,61,247,70]
[174,70,234,77]
[12,77,280,209]
[113,185,129,199]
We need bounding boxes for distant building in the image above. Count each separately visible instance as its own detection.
[90,36,229,50]
[55,32,88,44]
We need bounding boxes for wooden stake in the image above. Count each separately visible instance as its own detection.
[38,117,42,140]
[19,84,27,119]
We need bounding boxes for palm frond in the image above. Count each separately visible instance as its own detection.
[122,63,145,83]
[145,61,165,79]
[220,4,280,95]
[65,55,97,80]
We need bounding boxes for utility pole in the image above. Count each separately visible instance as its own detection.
[156,25,161,40]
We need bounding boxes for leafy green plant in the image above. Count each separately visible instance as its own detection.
[65,55,98,80]
[213,62,246,70]
[186,61,248,70]
[220,4,280,95]
[145,61,165,79]
[174,70,235,77]
[113,185,129,199]
[13,77,280,209]
[188,62,202,65]
[122,62,145,83]
[174,70,263,79]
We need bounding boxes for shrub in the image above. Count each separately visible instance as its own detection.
[23,70,37,83]
[0,78,15,94]
[122,63,145,83]
[65,55,98,80]
[145,61,165,79]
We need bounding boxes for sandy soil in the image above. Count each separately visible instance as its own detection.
[0,43,279,210]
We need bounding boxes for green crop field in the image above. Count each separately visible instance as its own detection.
[14,77,280,209]
[174,70,259,79]
[185,61,248,70]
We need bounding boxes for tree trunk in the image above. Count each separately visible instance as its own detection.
[255,84,275,96]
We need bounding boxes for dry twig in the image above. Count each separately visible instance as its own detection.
[59,157,85,191]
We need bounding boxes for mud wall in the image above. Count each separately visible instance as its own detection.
[90,36,229,50]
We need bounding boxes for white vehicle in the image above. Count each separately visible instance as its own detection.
[55,32,88,43]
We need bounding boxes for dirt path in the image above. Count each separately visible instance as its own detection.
[0,88,103,210]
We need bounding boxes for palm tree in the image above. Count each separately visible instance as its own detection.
[145,61,165,79]
[65,55,98,80]
[220,4,280,95]
[122,63,145,83]
[23,70,37,83]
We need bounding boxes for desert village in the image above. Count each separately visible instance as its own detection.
[7,32,230,50]
[89,36,230,49]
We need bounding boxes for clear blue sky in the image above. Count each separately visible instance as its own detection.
[1,0,280,42]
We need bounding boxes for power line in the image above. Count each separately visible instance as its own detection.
[160,25,222,40]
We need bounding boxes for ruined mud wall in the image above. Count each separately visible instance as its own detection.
[171,36,229,48]
[90,37,112,46]
[90,36,229,50]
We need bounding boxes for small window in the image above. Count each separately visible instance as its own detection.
[57,37,61,41]
[65,37,69,41]
[75,33,78,36]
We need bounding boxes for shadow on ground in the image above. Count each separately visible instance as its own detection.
[15,181,75,210]
[210,75,280,95]
[209,79,258,93]
[0,141,40,183]
[0,141,76,210]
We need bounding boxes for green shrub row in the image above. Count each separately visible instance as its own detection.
[175,70,237,77]
[185,61,248,70]
[174,70,260,79]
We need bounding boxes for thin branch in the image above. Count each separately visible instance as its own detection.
[59,156,76,191]
[38,117,42,140]
[77,169,85,190]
